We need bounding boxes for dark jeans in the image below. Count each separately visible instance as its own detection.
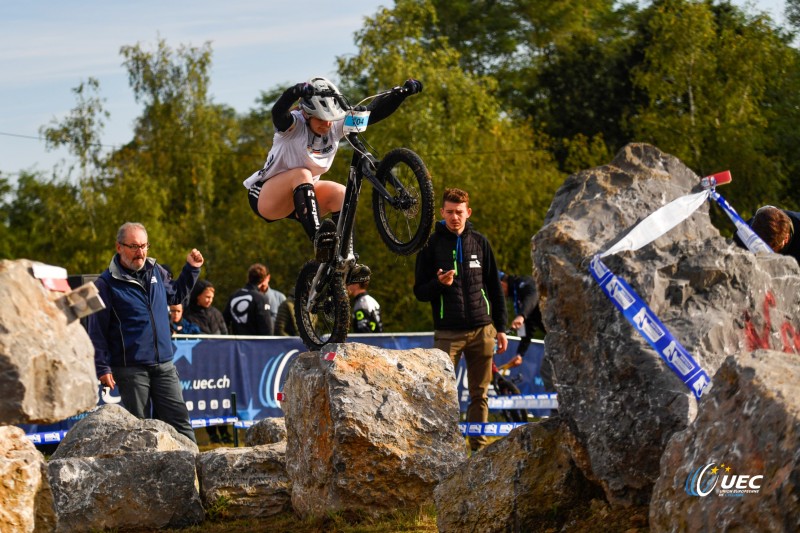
[113,361,196,443]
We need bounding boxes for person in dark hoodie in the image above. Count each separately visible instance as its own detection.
[185,279,228,335]
[87,222,203,442]
[184,278,230,443]
[414,188,507,453]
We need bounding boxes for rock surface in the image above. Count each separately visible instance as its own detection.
[48,450,204,531]
[50,404,198,460]
[245,417,286,446]
[435,418,602,532]
[0,425,57,533]
[533,143,800,505]
[0,259,97,424]
[650,349,800,531]
[196,442,291,519]
[283,342,464,519]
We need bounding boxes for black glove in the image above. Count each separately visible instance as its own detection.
[295,82,315,99]
[403,78,423,95]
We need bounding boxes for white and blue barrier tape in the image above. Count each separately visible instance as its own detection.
[591,177,772,400]
[488,393,558,410]
[589,256,710,398]
[460,422,529,436]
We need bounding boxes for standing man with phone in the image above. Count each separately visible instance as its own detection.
[414,188,507,453]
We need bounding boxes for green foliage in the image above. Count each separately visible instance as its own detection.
[205,495,232,521]
[336,0,563,330]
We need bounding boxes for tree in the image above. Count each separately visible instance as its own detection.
[338,0,564,331]
[631,0,797,212]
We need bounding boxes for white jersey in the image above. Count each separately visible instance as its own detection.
[243,110,345,188]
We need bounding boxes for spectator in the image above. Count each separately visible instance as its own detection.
[499,272,545,368]
[223,263,274,335]
[87,222,202,442]
[347,280,383,333]
[186,279,231,443]
[185,280,228,335]
[414,188,507,453]
[261,265,286,325]
[274,288,298,336]
[735,205,800,263]
[169,303,201,336]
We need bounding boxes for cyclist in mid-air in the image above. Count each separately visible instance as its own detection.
[243,76,423,284]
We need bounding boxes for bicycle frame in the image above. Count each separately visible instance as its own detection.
[304,90,419,312]
[305,133,379,310]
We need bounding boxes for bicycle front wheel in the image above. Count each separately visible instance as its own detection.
[372,148,434,256]
[294,260,350,351]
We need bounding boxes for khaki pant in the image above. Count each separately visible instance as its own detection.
[434,324,497,450]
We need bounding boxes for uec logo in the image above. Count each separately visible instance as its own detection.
[685,463,764,497]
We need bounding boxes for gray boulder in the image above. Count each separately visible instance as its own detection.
[0,259,97,424]
[283,342,464,519]
[650,349,800,531]
[435,418,601,532]
[48,450,204,531]
[0,425,57,533]
[245,417,286,446]
[533,143,800,505]
[196,442,291,519]
[51,404,198,460]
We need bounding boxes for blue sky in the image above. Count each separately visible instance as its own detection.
[0,0,787,181]
[0,0,388,179]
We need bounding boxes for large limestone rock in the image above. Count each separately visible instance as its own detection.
[0,259,97,424]
[283,342,464,519]
[196,442,291,519]
[46,405,202,531]
[650,350,800,531]
[48,450,204,531]
[435,418,602,533]
[533,143,800,505]
[50,404,198,459]
[0,425,57,533]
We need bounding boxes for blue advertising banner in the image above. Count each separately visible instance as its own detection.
[20,333,549,445]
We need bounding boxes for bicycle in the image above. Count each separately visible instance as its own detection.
[294,85,435,350]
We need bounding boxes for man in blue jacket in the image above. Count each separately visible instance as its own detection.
[88,222,204,442]
[414,188,507,453]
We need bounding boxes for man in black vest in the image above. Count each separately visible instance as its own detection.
[414,188,507,453]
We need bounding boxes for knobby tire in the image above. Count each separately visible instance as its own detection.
[294,260,350,351]
[372,148,434,256]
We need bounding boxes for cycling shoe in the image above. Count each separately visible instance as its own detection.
[314,219,337,262]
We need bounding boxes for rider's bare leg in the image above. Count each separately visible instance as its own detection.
[257,170,344,241]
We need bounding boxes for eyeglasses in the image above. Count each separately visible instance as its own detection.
[119,242,150,251]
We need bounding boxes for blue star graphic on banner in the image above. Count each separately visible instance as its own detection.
[173,339,202,364]
[237,399,262,421]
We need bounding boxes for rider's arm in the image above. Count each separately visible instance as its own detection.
[272,83,309,132]
[367,79,422,125]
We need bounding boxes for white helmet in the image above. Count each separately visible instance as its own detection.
[300,77,346,121]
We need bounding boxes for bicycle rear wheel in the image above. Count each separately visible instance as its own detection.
[372,148,434,256]
[294,260,350,351]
